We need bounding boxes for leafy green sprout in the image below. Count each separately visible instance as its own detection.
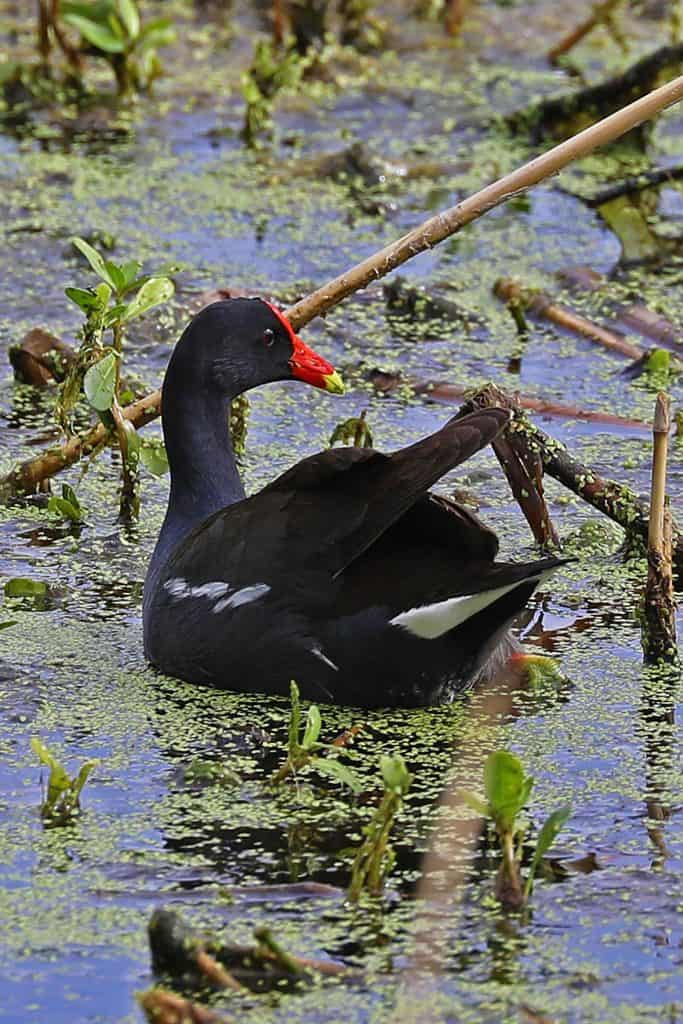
[48,482,85,524]
[61,236,175,521]
[59,0,175,94]
[31,737,97,826]
[271,681,362,792]
[463,750,571,910]
[347,753,412,901]
[241,39,304,146]
[329,409,373,448]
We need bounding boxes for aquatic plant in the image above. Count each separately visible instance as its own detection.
[31,737,97,826]
[241,38,303,146]
[272,681,362,791]
[58,0,175,94]
[329,409,373,448]
[463,750,571,910]
[348,753,412,901]
[47,482,85,524]
[60,237,174,520]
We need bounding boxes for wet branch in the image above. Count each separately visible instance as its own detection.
[457,384,683,577]
[2,75,683,498]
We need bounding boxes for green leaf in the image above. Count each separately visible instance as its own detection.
[119,259,142,290]
[315,758,363,793]
[380,753,411,795]
[65,286,100,313]
[72,237,118,286]
[61,484,81,512]
[4,578,48,598]
[122,276,174,321]
[484,751,533,833]
[31,737,59,772]
[140,441,169,476]
[646,348,671,374]
[61,12,126,52]
[83,352,118,412]
[47,496,82,522]
[104,260,126,294]
[460,790,490,817]
[72,760,98,801]
[302,704,321,750]
[122,419,140,466]
[117,0,140,39]
[138,16,174,44]
[95,282,112,307]
[525,804,572,899]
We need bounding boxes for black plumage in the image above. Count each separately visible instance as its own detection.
[143,297,565,707]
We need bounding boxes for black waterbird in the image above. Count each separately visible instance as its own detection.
[143,298,564,707]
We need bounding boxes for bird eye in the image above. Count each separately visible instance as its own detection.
[263,328,275,347]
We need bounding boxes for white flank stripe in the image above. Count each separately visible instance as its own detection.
[212,583,270,614]
[311,646,339,671]
[390,569,557,640]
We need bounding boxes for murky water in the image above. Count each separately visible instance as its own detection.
[0,2,682,1021]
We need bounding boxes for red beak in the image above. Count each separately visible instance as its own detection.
[264,302,345,394]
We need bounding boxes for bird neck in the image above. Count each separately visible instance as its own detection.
[150,369,246,581]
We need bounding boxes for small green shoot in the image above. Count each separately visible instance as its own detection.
[347,753,411,901]
[241,39,303,146]
[271,681,362,792]
[329,409,373,448]
[31,737,97,826]
[60,0,175,94]
[463,751,570,910]
[47,482,85,524]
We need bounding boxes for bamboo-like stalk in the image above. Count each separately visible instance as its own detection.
[2,75,683,498]
[642,393,679,665]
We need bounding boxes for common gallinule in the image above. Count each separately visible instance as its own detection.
[143,297,564,708]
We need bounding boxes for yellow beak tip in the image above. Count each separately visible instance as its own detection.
[323,371,345,395]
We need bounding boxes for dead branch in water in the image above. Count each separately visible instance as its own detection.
[641,394,679,665]
[2,75,683,500]
[456,384,683,578]
[558,266,683,355]
[368,368,649,428]
[494,278,644,360]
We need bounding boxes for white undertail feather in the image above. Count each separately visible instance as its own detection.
[390,568,559,640]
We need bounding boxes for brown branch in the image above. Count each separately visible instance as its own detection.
[494,278,644,360]
[558,266,683,355]
[138,987,230,1024]
[457,384,683,577]
[368,369,649,428]
[548,0,625,63]
[3,75,683,498]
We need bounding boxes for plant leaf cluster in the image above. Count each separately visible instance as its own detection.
[271,681,362,791]
[347,753,411,900]
[463,750,571,909]
[31,737,97,826]
[59,0,175,93]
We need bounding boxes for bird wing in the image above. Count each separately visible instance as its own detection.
[163,407,508,594]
